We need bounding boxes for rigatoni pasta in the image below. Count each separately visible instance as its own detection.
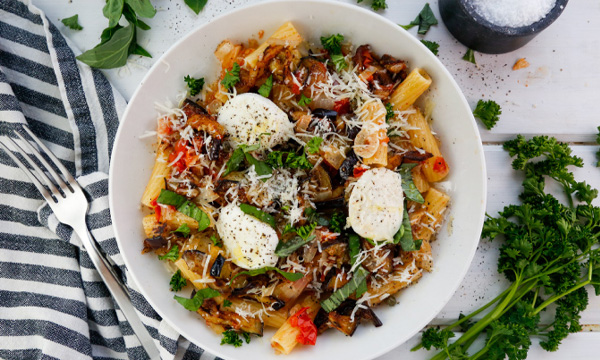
[140,23,451,354]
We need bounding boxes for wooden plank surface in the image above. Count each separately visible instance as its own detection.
[30,0,600,358]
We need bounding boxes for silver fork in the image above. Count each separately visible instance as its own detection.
[0,126,160,360]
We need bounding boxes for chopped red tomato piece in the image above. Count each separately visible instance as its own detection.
[150,197,162,222]
[168,139,190,172]
[333,99,350,115]
[289,307,317,346]
[290,74,302,95]
[432,156,448,173]
[353,165,369,178]
[158,116,172,136]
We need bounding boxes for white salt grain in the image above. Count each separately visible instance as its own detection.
[469,0,557,28]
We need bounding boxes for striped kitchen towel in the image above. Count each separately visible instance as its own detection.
[0,1,217,359]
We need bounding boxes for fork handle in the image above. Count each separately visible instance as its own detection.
[74,224,161,360]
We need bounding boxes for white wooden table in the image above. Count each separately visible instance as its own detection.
[35,0,600,358]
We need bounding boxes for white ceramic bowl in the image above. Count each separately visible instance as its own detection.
[109,1,487,359]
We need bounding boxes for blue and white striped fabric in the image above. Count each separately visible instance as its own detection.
[0,1,217,359]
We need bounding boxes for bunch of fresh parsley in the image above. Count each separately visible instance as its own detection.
[413,135,600,360]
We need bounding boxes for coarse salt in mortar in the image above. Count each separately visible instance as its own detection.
[469,0,557,28]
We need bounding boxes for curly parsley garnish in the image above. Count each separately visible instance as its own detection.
[184,75,205,96]
[357,0,387,11]
[473,99,502,130]
[221,62,241,91]
[306,136,324,154]
[421,40,439,56]
[258,75,273,98]
[298,94,312,107]
[169,270,187,291]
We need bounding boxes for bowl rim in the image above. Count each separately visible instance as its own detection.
[108,1,488,358]
[456,0,569,35]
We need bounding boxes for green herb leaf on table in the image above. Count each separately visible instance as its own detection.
[321,266,370,312]
[230,267,304,283]
[103,0,125,29]
[77,24,134,69]
[320,34,344,54]
[596,126,600,167]
[239,203,276,228]
[463,48,477,65]
[61,15,83,30]
[421,40,439,56]
[172,223,191,237]
[184,0,209,15]
[398,163,425,203]
[414,135,600,360]
[170,270,187,291]
[221,62,241,91]
[473,99,502,130]
[158,245,180,261]
[184,75,205,97]
[156,189,211,230]
[298,94,312,107]
[124,0,156,18]
[400,3,438,35]
[306,136,324,154]
[258,75,273,98]
[357,0,387,11]
[174,288,220,312]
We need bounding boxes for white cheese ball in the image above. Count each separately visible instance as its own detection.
[216,203,279,270]
[348,168,404,242]
[217,93,294,150]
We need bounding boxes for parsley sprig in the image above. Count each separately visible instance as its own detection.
[357,0,388,11]
[320,34,347,71]
[473,99,502,130]
[184,75,205,96]
[413,135,600,360]
[221,62,241,91]
[169,270,187,291]
[421,40,439,56]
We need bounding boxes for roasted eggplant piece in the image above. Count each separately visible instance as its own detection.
[182,250,209,274]
[205,137,222,161]
[143,223,168,251]
[403,150,434,162]
[210,254,226,277]
[182,99,207,118]
[380,54,407,74]
[315,197,345,210]
[339,150,359,180]
[312,108,338,120]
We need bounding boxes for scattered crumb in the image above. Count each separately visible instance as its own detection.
[258,30,265,39]
[512,58,530,70]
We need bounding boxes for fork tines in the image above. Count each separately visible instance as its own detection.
[0,126,76,204]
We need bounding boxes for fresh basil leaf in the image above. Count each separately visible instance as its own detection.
[136,18,151,30]
[394,206,422,251]
[77,24,134,69]
[239,203,276,228]
[230,267,304,283]
[184,0,208,15]
[275,234,315,257]
[321,266,370,312]
[258,75,273,98]
[400,3,438,35]
[174,288,220,311]
[398,163,425,203]
[125,0,156,18]
[99,24,123,44]
[103,0,125,29]
[244,152,273,179]
[348,233,361,265]
[223,148,244,177]
[129,43,151,57]
[463,48,476,65]
[355,278,368,298]
[298,94,312,107]
[223,299,232,307]
[61,15,83,30]
[172,223,191,237]
[157,189,211,231]
[158,245,180,261]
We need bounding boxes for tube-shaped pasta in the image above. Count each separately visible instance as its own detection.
[227,298,288,328]
[411,164,430,194]
[390,68,432,111]
[366,258,422,306]
[244,22,303,69]
[406,108,450,182]
[271,295,320,355]
[414,238,433,272]
[355,100,388,166]
[412,188,450,242]
[141,145,171,207]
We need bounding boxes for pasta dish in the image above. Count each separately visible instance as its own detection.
[140,22,450,354]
